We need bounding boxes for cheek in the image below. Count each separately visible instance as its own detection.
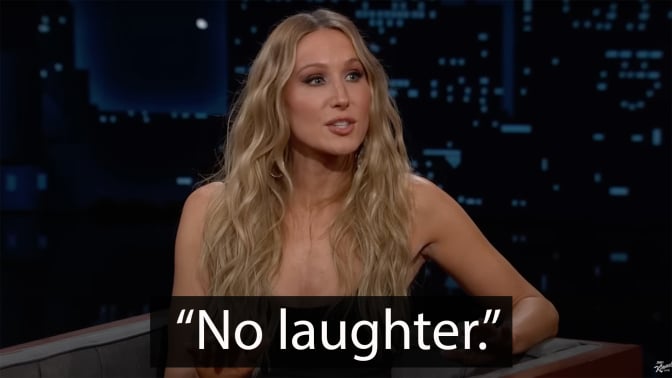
[358,87,372,111]
[359,91,372,126]
[287,101,321,139]
[287,95,320,124]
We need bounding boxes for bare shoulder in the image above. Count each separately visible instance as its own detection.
[408,173,443,197]
[177,181,224,237]
[183,181,225,211]
[406,173,480,251]
[178,180,226,248]
[172,181,225,296]
[407,174,461,219]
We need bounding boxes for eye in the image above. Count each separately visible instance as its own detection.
[303,75,325,86]
[345,70,364,81]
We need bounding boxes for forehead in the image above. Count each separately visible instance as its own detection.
[294,28,359,66]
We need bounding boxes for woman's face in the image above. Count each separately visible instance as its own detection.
[283,28,371,160]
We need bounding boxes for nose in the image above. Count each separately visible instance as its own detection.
[330,80,350,109]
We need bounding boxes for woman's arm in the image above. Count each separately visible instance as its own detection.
[165,183,254,378]
[410,176,559,354]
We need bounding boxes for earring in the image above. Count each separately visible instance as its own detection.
[270,163,283,178]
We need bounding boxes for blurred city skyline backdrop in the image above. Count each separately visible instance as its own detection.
[1,0,670,374]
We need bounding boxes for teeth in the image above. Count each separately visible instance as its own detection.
[332,121,350,128]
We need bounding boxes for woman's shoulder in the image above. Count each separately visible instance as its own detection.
[172,181,225,297]
[176,181,225,247]
[189,181,225,200]
[406,173,464,225]
[407,173,434,190]
[184,181,225,207]
[406,173,455,205]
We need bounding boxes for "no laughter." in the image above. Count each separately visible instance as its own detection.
[196,307,497,361]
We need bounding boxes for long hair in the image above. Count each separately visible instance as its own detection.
[201,9,413,296]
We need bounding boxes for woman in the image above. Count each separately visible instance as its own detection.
[168,8,558,378]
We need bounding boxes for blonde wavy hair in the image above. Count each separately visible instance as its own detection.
[202,9,413,296]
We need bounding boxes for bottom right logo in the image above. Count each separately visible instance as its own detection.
[654,360,671,374]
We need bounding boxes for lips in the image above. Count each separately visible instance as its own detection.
[326,117,355,127]
[326,118,355,136]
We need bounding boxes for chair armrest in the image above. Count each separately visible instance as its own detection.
[0,313,158,377]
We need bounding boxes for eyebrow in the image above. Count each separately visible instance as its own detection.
[295,58,363,74]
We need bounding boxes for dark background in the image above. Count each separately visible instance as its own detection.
[1,0,670,375]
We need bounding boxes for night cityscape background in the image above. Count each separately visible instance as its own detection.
[1,0,670,374]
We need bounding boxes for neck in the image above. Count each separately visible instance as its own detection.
[288,149,355,210]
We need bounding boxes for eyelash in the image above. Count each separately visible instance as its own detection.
[303,70,364,85]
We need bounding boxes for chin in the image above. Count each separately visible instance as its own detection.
[293,132,367,157]
[324,143,363,157]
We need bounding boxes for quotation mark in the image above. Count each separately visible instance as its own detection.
[177,309,195,324]
[483,309,500,324]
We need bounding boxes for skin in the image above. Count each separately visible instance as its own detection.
[167,28,558,378]
[284,28,370,167]
[275,28,370,297]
